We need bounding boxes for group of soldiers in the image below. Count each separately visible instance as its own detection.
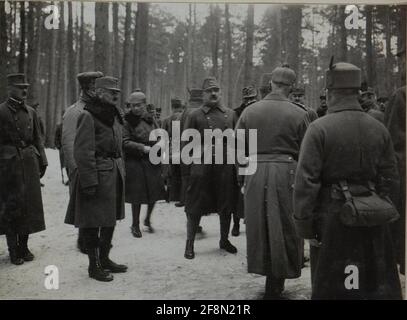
[0,44,405,299]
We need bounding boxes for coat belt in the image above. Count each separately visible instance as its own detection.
[249,153,295,163]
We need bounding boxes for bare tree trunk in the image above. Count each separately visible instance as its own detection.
[18,1,26,73]
[286,6,302,74]
[366,6,375,87]
[94,2,110,73]
[385,7,393,94]
[338,5,347,61]
[67,2,76,104]
[78,2,84,72]
[191,4,197,87]
[210,5,220,79]
[243,4,254,86]
[45,28,58,147]
[138,3,149,93]
[55,2,66,126]
[112,3,120,79]
[121,2,132,104]
[132,5,140,90]
[225,4,233,107]
[0,1,7,101]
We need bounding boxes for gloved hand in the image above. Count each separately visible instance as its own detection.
[39,165,47,178]
[82,186,97,196]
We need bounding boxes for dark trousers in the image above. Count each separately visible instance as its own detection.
[186,212,232,241]
[6,233,29,250]
[80,227,114,250]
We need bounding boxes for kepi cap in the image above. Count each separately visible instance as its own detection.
[325,61,361,89]
[171,98,183,109]
[95,76,121,92]
[202,77,220,91]
[127,91,146,104]
[7,73,29,88]
[77,71,104,88]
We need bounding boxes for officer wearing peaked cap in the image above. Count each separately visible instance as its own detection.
[62,71,104,255]
[294,61,402,299]
[0,73,48,265]
[65,76,128,282]
[236,65,309,299]
[183,77,239,259]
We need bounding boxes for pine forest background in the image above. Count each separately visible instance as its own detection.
[0,1,405,147]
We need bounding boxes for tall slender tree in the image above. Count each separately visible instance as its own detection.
[78,2,85,73]
[138,3,149,93]
[94,2,110,73]
[55,1,66,127]
[0,1,8,101]
[112,3,120,78]
[67,2,76,104]
[18,1,26,73]
[243,4,255,86]
[121,3,132,104]
[224,4,233,107]
[365,6,376,87]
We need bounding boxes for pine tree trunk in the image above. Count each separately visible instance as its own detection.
[132,4,140,90]
[121,2,132,104]
[112,3,120,79]
[225,4,233,107]
[67,2,76,104]
[366,6,375,87]
[54,1,66,128]
[0,1,8,101]
[138,3,149,93]
[338,5,347,61]
[79,2,84,72]
[286,6,302,74]
[18,1,26,73]
[243,4,254,86]
[94,2,110,73]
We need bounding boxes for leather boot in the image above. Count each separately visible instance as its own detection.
[231,223,240,237]
[6,234,24,265]
[18,234,34,261]
[219,239,237,254]
[184,240,195,259]
[87,248,114,282]
[100,244,128,273]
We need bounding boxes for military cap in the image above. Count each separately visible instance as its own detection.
[127,91,146,104]
[189,88,203,102]
[77,71,104,88]
[271,66,296,86]
[319,90,326,99]
[377,96,388,103]
[202,77,220,91]
[325,62,361,89]
[7,73,29,87]
[95,76,121,92]
[171,98,183,109]
[292,86,305,95]
[242,86,258,99]
[146,103,156,112]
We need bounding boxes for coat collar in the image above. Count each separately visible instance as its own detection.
[201,103,226,114]
[7,97,28,113]
[327,96,363,114]
[263,92,291,102]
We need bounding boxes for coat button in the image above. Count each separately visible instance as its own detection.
[207,117,210,120]
[288,156,292,160]
[290,169,294,174]
[224,115,228,118]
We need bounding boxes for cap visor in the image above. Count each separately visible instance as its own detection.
[107,87,121,92]
[204,85,219,91]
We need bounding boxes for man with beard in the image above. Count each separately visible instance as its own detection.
[183,77,238,259]
[65,76,127,282]
[0,73,48,265]
[294,61,402,299]
[62,71,104,254]
[236,66,308,299]
[384,46,406,276]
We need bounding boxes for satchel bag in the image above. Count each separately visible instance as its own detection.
[338,180,399,227]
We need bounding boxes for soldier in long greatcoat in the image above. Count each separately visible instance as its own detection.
[294,62,402,299]
[236,66,308,299]
[65,76,127,282]
[183,77,239,259]
[0,74,48,265]
[384,46,406,276]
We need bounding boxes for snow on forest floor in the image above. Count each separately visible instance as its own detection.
[0,149,404,300]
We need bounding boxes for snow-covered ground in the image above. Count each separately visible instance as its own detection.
[0,149,404,300]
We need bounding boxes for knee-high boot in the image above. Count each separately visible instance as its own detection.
[99,227,127,273]
[18,234,34,261]
[83,228,113,282]
[6,234,24,265]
